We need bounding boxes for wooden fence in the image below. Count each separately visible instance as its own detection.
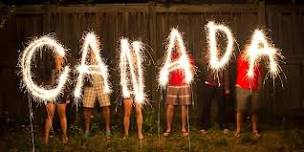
[0,3,303,124]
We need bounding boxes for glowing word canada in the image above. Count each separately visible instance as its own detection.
[19,22,283,103]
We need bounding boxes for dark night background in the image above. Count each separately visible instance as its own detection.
[0,0,304,151]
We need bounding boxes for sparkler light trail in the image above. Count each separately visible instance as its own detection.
[206,21,234,71]
[246,29,283,80]
[74,32,111,102]
[19,36,70,103]
[158,28,193,87]
[119,38,145,104]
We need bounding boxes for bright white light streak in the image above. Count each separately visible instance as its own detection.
[246,29,283,80]
[158,28,193,87]
[74,32,111,101]
[206,21,234,71]
[19,36,70,103]
[119,38,145,104]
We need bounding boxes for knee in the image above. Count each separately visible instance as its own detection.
[124,109,131,117]
[135,107,142,116]
[124,112,131,118]
[84,108,91,116]
[59,112,67,119]
[103,106,110,113]
[181,105,188,111]
[167,105,174,111]
[46,113,54,120]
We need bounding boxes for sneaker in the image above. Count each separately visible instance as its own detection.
[200,129,208,135]
[84,131,90,140]
[105,130,112,139]
[223,128,230,135]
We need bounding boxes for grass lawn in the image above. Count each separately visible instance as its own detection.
[1,126,304,152]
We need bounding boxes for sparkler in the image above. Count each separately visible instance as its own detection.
[19,36,70,103]
[74,32,111,101]
[119,38,145,104]
[158,28,193,87]
[246,29,283,79]
[206,21,234,71]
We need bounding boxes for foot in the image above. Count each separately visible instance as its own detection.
[62,135,68,144]
[163,130,171,137]
[234,131,241,138]
[199,129,208,135]
[123,134,128,140]
[138,132,144,140]
[223,128,230,135]
[182,130,189,137]
[253,130,261,138]
[84,131,90,140]
[105,130,112,140]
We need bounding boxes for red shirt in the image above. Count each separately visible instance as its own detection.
[169,52,194,86]
[236,54,262,90]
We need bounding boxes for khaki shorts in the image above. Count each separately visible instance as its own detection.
[236,87,260,113]
[83,86,111,108]
[166,85,191,105]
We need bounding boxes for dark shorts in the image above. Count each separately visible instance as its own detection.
[236,87,260,113]
[166,85,191,105]
[47,94,67,104]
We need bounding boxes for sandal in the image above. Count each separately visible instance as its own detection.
[84,131,90,140]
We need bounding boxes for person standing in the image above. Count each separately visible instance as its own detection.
[235,48,262,138]
[200,66,230,135]
[163,46,194,137]
[122,51,144,140]
[123,97,144,140]
[43,55,69,144]
[82,53,111,139]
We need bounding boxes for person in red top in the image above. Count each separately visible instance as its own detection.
[163,45,194,137]
[235,46,262,138]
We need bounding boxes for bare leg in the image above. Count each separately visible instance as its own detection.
[83,108,93,133]
[251,113,260,136]
[135,103,144,140]
[57,103,68,144]
[102,106,111,132]
[43,103,55,144]
[181,105,189,136]
[123,99,132,138]
[236,112,242,137]
[164,104,174,134]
